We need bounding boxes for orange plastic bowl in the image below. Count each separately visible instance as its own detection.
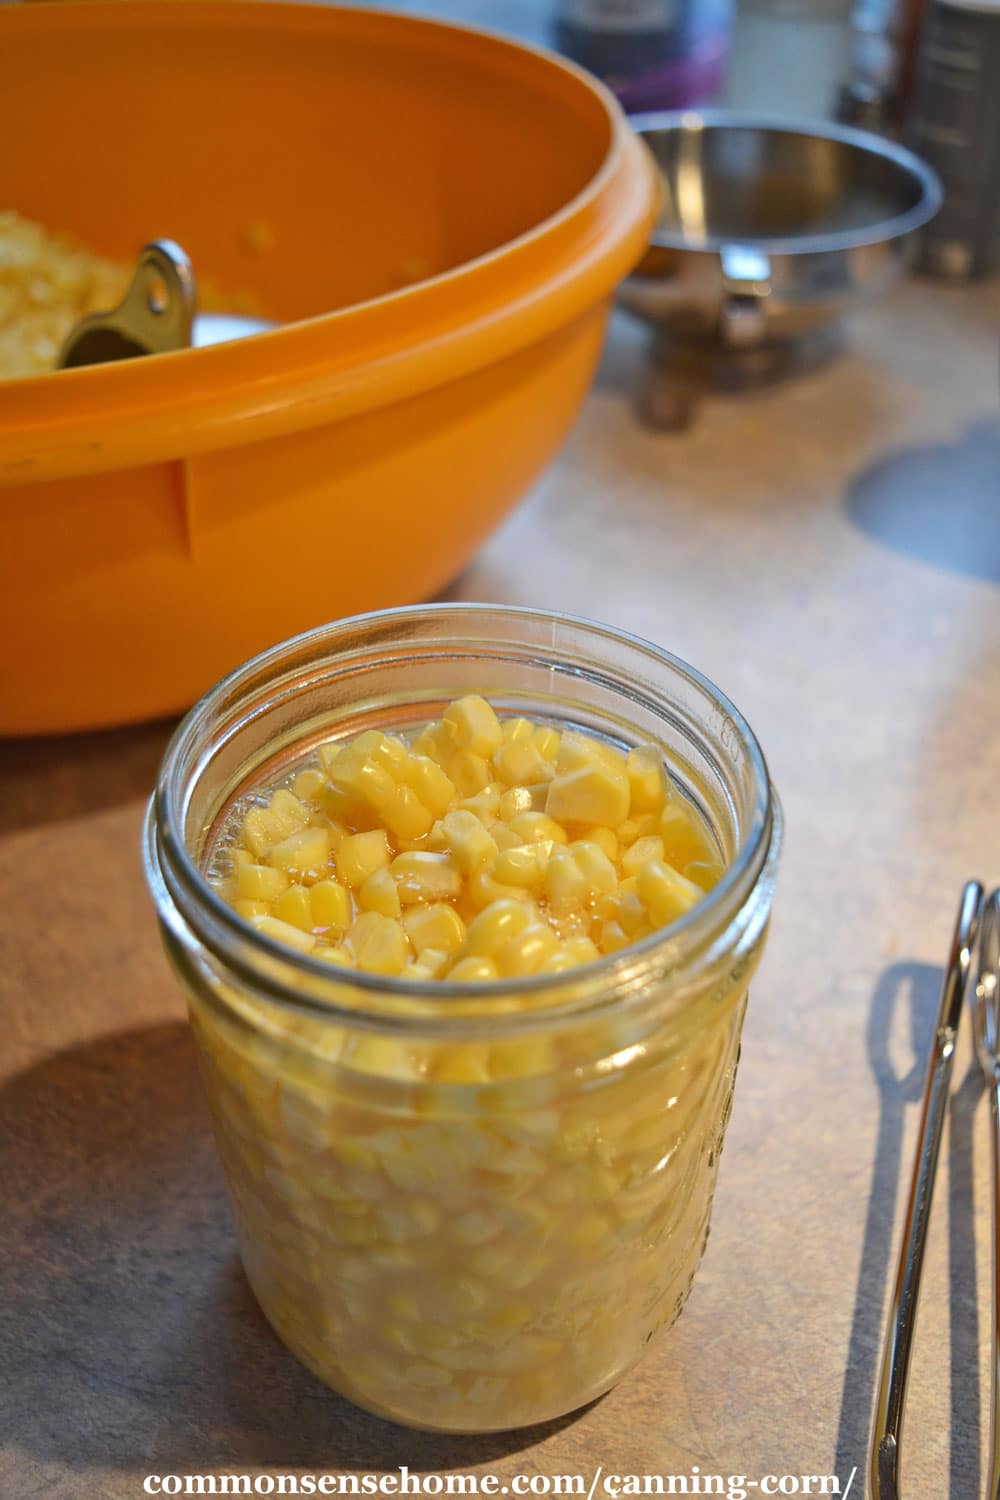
[0,2,656,735]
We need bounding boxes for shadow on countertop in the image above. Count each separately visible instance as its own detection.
[0,717,178,836]
[834,960,984,1497]
[0,1025,578,1483]
[846,415,1000,586]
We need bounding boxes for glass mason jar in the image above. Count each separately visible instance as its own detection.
[144,604,781,1433]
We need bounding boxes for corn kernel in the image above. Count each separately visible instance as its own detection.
[599,920,629,955]
[266,825,332,875]
[509,812,567,846]
[498,786,535,821]
[444,695,503,757]
[381,785,434,843]
[621,835,665,877]
[236,862,290,902]
[405,756,456,818]
[546,761,629,828]
[405,949,451,981]
[291,767,328,804]
[627,744,669,815]
[359,866,402,918]
[272,884,315,931]
[660,800,718,868]
[493,843,551,892]
[410,720,452,764]
[447,752,493,797]
[570,841,618,899]
[316,741,344,773]
[457,785,502,822]
[440,810,499,875]
[391,852,463,905]
[533,726,561,761]
[347,912,409,976]
[464,867,532,911]
[500,717,534,743]
[497,922,561,978]
[337,830,391,888]
[309,879,351,935]
[233,898,270,920]
[616,813,660,847]
[447,955,499,983]
[403,903,466,955]
[636,859,703,927]
[465,898,534,957]
[684,858,725,892]
[250,914,317,954]
[493,738,554,788]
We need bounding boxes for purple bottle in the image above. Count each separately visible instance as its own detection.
[553,0,733,110]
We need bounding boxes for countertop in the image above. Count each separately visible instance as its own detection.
[3,281,999,1498]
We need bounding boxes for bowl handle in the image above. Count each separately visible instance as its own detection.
[718,245,772,349]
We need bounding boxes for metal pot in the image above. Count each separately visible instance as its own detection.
[619,110,942,350]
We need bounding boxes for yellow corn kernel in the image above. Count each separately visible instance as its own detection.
[490,822,523,852]
[544,848,587,914]
[492,738,554,788]
[497,922,561,977]
[500,717,534,744]
[637,858,704,927]
[498,786,538,821]
[447,751,493,797]
[465,897,535,957]
[440,809,499,875]
[616,812,661,847]
[250,914,317,955]
[314,943,354,966]
[381,785,434,843]
[562,935,601,966]
[404,755,456,818]
[598,920,629,955]
[272,884,315,931]
[364,730,410,779]
[240,807,274,859]
[266,825,332,874]
[443,694,503,757]
[233,898,270,920]
[269,788,311,833]
[684,857,726,892]
[403,902,466,955]
[509,811,567,846]
[410,720,452,765]
[570,840,618,898]
[627,744,669,815]
[337,829,391,888]
[391,851,462,904]
[621,834,666,877]
[464,866,531,911]
[660,799,718,868]
[447,955,499,983]
[546,759,629,828]
[533,725,560,761]
[457,784,502,821]
[227,846,254,871]
[292,767,328,804]
[317,741,345,774]
[405,948,451,981]
[359,866,402,918]
[309,879,351,936]
[236,862,290,903]
[347,912,409,976]
[493,843,551,892]
[569,828,617,864]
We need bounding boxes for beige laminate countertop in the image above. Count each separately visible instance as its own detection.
[3,280,999,1499]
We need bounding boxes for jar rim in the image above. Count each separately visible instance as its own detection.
[145,603,781,1029]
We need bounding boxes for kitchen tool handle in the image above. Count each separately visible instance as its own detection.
[59,239,196,368]
[869,880,985,1500]
[973,892,1000,1500]
[718,244,771,349]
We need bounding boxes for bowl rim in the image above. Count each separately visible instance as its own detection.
[0,1,657,483]
[629,108,944,257]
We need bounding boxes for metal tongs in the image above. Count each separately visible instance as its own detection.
[870,882,1000,1498]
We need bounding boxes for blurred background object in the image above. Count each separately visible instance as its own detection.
[905,0,1000,279]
